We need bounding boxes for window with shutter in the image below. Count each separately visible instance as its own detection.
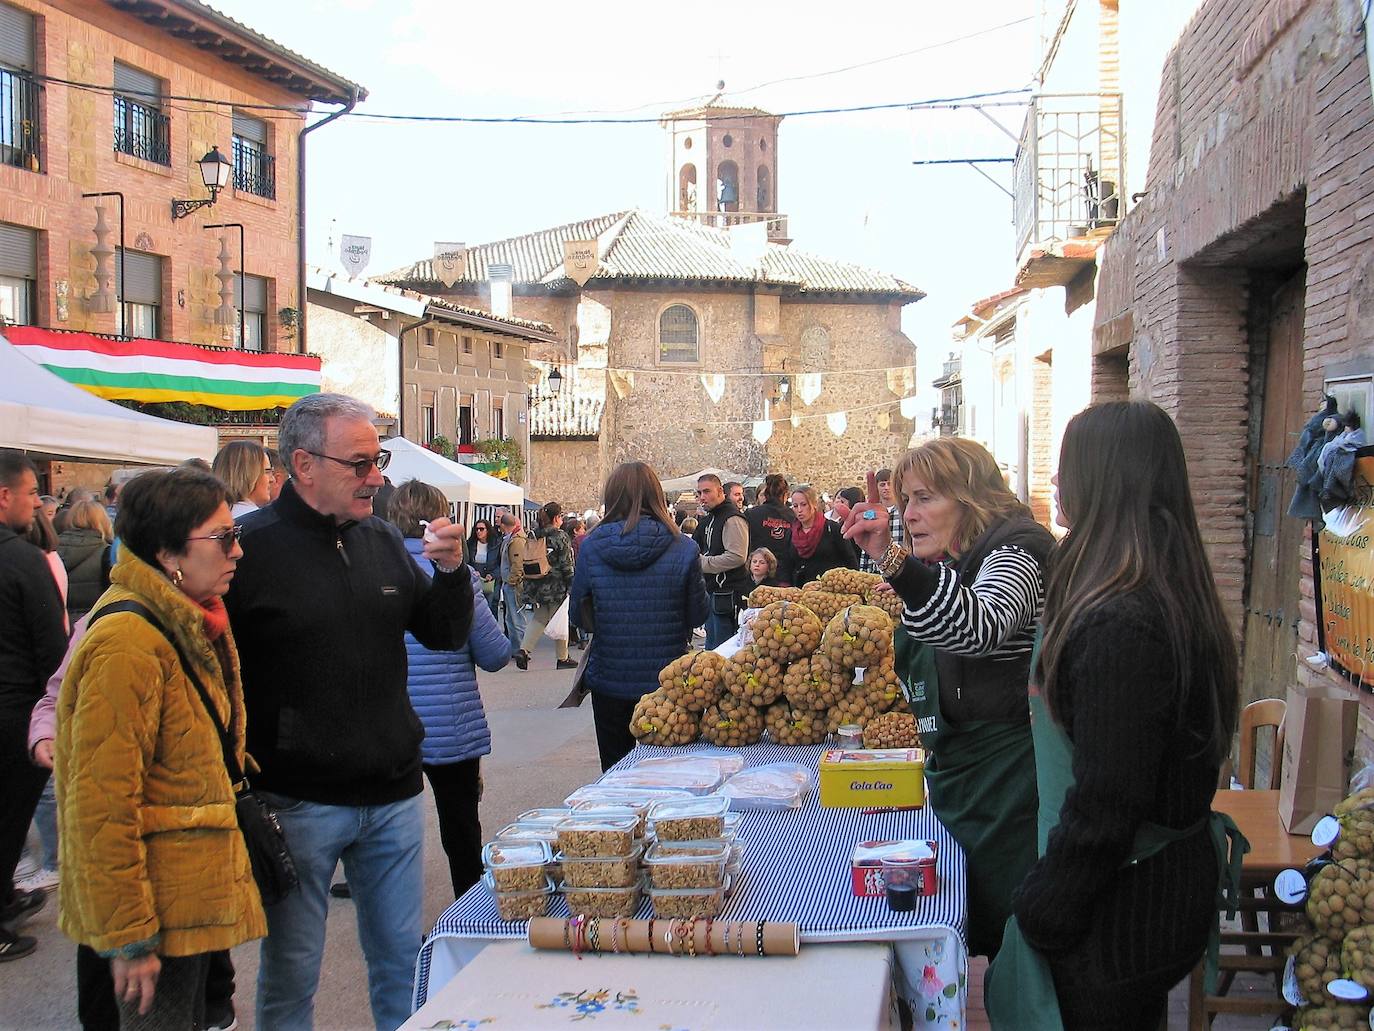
[231,110,274,199]
[234,273,268,351]
[116,248,161,338]
[0,219,34,325]
[113,63,169,165]
[0,5,38,172]
[0,3,33,71]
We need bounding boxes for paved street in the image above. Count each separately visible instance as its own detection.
[0,637,600,1031]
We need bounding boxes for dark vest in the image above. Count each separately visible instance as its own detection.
[693,501,752,596]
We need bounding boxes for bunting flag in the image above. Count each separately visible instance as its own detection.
[791,412,802,429]
[609,369,635,399]
[886,366,914,396]
[798,373,823,406]
[900,396,920,419]
[701,374,726,403]
[752,418,773,443]
[827,411,848,437]
[877,411,891,431]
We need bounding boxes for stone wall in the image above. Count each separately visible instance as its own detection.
[530,440,602,513]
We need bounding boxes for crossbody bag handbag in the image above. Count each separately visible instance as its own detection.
[90,600,300,905]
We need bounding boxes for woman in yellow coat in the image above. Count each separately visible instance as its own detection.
[55,467,266,1027]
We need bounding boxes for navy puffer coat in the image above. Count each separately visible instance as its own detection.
[403,537,510,764]
[569,517,709,701]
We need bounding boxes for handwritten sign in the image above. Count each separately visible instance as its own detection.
[563,239,599,286]
[1320,456,1374,688]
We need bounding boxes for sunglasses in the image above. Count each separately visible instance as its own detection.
[187,524,244,556]
[306,449,392,478]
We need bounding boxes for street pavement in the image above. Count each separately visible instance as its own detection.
[0,636,600,1031]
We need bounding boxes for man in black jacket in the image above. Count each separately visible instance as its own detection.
[0,450,65,962]
[691,474,751,648]
[225,395,473,1031]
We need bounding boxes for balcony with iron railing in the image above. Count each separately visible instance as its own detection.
[233,135,276,200]
[113,95,170,166]
[670,209,790,241]
[1013,92,1124,282]
[931,404,963,436]
[0,68,40,173]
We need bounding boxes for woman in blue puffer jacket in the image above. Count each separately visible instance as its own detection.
[391,480,512,896]
[570,461,709,770]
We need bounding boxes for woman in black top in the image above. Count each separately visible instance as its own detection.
[466,519,501,618]
[788,486,857,585]
[1009,401,1239,1028]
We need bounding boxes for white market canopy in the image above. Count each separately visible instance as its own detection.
[0,331,216,464]
[658,467,750,494]
[381,435,523,508]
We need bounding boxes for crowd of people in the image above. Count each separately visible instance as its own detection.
[0,391,1242,1030]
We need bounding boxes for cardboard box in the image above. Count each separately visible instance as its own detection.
[850,839,938,897]
[818,748,924,808]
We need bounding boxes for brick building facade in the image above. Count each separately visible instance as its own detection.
[1092,0,1374,760]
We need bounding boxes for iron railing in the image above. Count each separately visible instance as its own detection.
[232,135,275,199]
[113,95,170,165]
[0,68,40,172]
[1013,92,1125,259]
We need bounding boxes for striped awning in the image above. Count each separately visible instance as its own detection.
[5,327,320,411]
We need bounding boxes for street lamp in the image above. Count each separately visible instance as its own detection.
[171,147,234,220]
[529,366,564,407]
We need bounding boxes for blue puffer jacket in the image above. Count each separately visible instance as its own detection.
[569,518,709,701]
[403,537,510,764]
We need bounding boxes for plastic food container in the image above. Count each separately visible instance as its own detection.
[644,840,729,889]
[648,795,730,842]
[495,822,560,845]
[515,807,573,827]
[482,871,554,922]
[648,874,731,918]
[636,752,746,780]
[564,784,694,808]
[727,841,745,882]
[560,880,643,918]
[557,842,643,888]
[482,840,551,892]
[569,803,648,837]
[555,814,639,858]
[598,765,724,795]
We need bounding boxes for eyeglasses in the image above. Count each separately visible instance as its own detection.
[187,524,243,556]
[306,449,392,478]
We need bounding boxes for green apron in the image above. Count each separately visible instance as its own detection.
[895,632,1039,959]
[984,633,1250,1028]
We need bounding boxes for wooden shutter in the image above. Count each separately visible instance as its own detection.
[235,273,267,312]
[0,222,35,278]
[0,3,33,72]
[116,249,161,304]
[232,111,266,143]
[113,62,160,103]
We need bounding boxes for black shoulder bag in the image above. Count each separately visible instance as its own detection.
[90,601,299,905]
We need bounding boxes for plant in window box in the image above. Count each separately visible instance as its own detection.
[472,437,525,482]
[427,434,455,460]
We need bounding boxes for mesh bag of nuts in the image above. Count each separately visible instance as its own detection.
[1292,933,1344,1005]
[782,654,848,710]
[1330,790,1374,863]
[826,685,887,731]
[722,646,785,707]
[862,711,921,749]
[747,584,802,608]
[1341,925,1374,994]
[1291,1003,1372,1030]
[796,589,863,624]
[866,656,906,714]
[864,584,905,621]
[698,692,765,747]
[657,650,726,713]
[819,567,882,596]
[1307,859,1374,943]
[629,690,700,747]
[750,600,823,665]
[764,700,830,746]
[820,605,895,670]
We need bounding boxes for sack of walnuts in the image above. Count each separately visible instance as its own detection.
[795,589,862,624]
[629,690,700,747]
[1308,859,1374,943]
[862,655,905,713]
[819,568,882,596]
[827,686,888,732]
[1330,788,1374,863]
[747,584,802,608]
[782,654,848,711]
[862,711,920,749]
[1292,933,1344,1003]
[820,605,895,670]
[721,646,785,707]
[1341,925,1374,995]
[1292,1003,1371,1030]
[699,693,765,747]
[863,584,905,620]
[749,600,823,665]
[764,701,829,746]
[657,650,726,713]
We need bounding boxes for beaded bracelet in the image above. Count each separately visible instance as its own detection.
[588,917,601,954]
[647,918,656,954]
[563,919,572,952]
[703,917,716,956]
[721,921,730,955]
[736,921,747,957]
[755,920,765,957]
[685,918,697,958]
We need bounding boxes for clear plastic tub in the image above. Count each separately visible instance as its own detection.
[557,842,643,888]
[647,874,731,918]
[598,764,724,795]
[482,840,551,892]
[495,822,559,845]
[555,814,640,858]
[560,880,643,918]
[515,807,573,827]
[644,840,729,889]
[482,871,554,922]
[647,795,730,842]
[635,751,746,781]
[568,803,647,837]
[564,784,694,808]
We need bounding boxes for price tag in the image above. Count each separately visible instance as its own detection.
[1282,955,1305,1007]
[1329,978,1370,1002]
[1313,815,1342,848]
[854,666,867,685]
[1273,868,1308,905]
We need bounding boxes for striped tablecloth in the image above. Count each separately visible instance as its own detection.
[413,742,969,1027]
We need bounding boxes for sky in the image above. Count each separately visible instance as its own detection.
[216,0,1042,398]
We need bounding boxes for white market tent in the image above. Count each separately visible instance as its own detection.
[0,332,216,464]
[380,435,523,529]
[658,467,750,494]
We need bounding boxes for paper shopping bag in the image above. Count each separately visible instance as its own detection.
[1278,680,1358,833]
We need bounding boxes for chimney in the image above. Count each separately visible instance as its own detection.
[489,262,514,318]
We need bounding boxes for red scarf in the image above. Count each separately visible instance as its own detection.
[793,516,826,559]
[198,595,230,641]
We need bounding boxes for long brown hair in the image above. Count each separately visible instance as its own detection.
[892,437,1029,556]
[1041,401,1239,762]
[603,461,678,536]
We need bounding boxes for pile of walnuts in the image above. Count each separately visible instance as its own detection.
[750,601,823,665]
[862,711,920,749]
[629,691,699,746]
[658,651,725,712]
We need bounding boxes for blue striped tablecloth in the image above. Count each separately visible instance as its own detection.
[414,742,968,1017]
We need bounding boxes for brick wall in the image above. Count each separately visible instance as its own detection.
[1029,355,1054,525]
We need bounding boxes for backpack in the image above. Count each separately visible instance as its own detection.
[522,531,551,580]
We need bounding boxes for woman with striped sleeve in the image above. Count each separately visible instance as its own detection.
[844,438,1053,962]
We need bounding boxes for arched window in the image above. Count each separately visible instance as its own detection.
[716,160,739,212]
[678,163,697,212]
[659,304,699,363]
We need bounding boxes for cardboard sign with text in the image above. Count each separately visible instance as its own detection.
[1278,679,1358,833]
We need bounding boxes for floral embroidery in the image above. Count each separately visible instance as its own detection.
[917,942,965,1028]
[539,988,642,1022]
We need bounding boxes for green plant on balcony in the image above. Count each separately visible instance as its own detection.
[473,436,524,482]
[427,434,456,460]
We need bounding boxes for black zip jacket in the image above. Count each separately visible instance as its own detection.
[225,481,474,806]
[0,527,68,720]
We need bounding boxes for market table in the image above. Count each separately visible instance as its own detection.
[1210,789,1323,884]
[413,742,968,1029]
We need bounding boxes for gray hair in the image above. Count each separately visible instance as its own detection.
[278,393,377,479]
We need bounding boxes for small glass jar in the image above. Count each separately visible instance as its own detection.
[837,723,863,749]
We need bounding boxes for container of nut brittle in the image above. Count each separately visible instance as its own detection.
[482,871,555,922]
[647,795,730,842]
[481,840,552,893]
[643,840,730,890]
[555,814,639,859]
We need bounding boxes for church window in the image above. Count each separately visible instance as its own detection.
[659,304,699,363]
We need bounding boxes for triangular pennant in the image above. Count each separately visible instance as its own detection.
[827,411,848,437]
[798,373,823,406]
[899,396,920,419]
[701,374,726,403]
[752,419,774,444]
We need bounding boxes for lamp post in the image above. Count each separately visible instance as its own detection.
[171,147,233,220]
[528,365,563,407]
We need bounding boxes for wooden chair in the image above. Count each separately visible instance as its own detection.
[1189,698,1292,1028]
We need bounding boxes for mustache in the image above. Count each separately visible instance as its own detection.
[354,487,378,499]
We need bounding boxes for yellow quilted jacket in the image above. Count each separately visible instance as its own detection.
[55,551,267,958]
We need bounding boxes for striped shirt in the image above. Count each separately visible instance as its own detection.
[898,545,1043,659]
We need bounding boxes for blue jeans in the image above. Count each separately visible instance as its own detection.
[502,584,528,650]
[34,777,57,870]
[704,608,737,650]
[255,792,423,1031]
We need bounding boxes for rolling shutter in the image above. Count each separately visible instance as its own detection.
[234,273,267,312]
[0,4,33,72]
[232,111,266,143]
[116,249,161,305]
[113,62,160,103]
[0,222,35,278]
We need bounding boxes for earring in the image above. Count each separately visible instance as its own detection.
[172,567,183,586]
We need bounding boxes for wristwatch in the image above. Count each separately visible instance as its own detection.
[877,542,910,579]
